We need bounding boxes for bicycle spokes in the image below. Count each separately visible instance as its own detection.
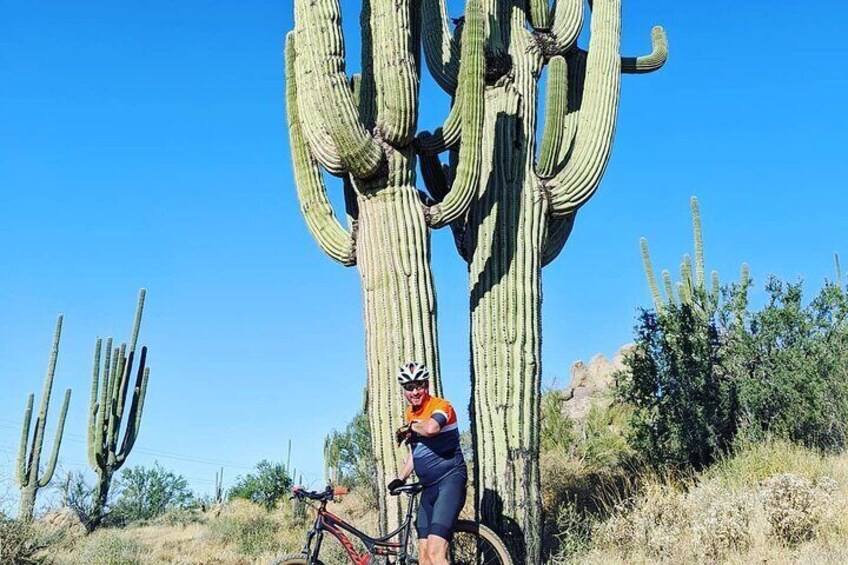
[449,530,503,565]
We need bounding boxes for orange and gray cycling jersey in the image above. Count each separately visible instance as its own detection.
[405,396,466,486]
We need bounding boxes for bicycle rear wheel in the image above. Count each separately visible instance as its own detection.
[269,552,326,565]
[449,520,513,565]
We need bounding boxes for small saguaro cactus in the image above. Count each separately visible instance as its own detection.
[87,289,151,528]
[16,315,72,522]
[287,0,485,531]
[214,467,224,504]
[641,197,735,316]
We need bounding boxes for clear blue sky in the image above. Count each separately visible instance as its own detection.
[1,0,846,513]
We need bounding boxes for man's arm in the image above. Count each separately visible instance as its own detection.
[399,448,415,481]
[410,418,442,438]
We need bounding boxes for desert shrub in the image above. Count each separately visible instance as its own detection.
[546,502,595,564]
[690,489,752,559]
[228,460,292,510]
[541,388,575,453]
[108,463,195,526]
[56,471,100,530]
[724,279,848,452]
[324,410,378,503]
[75,531,145,565]
[0,519,53,565]
[618,303,737,472]
[207,501,286,556]
[759,473,835,544]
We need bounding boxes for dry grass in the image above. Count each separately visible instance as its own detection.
[18,440,848,564]
[565,440,848,564]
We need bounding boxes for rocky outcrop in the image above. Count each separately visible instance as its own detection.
[563,345,633,420]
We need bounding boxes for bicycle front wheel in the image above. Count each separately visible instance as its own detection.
[449,520,513,565]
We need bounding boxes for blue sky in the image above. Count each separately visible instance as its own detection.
[1,0,846,512]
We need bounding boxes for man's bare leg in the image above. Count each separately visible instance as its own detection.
[418,539,432,565]
[425,534,449,565]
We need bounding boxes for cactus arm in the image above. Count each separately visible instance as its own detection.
[129,290,146,353]
[420,0,460,94]
[545,0,621,216]
[536,56,567,178]
[526,0,552,31]
[680,254,694,305]
[710,270,721,310]
[640,237,664,311]
[420,154,450,201]
[416,97,462,156]
[577,25,668,74]
[835,253,843,288]
[541,213,576,267]
[369,0,419,145]
[119,348,149,462]
[691,197,705,289]
[663,270,677,306]
[38,388,71,488]
[291,36,346,176]
[16,394,34,486]
[424,0,485,228]
[621,26,668,74]
[551,0,584,52]
[87,339,102,468]
[295,0,383,178]
[286,34,357,266]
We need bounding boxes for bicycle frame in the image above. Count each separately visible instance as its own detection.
[301,495,418,565]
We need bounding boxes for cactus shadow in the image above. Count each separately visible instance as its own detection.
[479,488,526,563]
[468,110,527,311]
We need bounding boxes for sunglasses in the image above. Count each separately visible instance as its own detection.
[402,381,428,392]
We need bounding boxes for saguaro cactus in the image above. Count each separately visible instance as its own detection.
[16,315,72,522]
[418,0,666,561]
[286,0,485,530]
[87,289,151,528]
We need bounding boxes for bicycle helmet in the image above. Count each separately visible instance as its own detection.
[397,361,430,385]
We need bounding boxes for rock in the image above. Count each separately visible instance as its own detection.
[562,344,633,420]
[39,507,88,538]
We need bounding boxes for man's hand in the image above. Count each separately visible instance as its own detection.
[387,477,406,493]
[395,424,413,446]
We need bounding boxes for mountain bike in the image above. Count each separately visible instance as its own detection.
[271,483,512,565]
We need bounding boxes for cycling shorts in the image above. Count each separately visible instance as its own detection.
[416,468,467,541]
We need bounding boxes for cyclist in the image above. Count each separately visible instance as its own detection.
[388,362,467,565]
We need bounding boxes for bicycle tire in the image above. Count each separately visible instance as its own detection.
[268,552,326,565]
[450,520,513,565]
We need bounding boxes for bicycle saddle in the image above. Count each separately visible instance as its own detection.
[390,482,424,496]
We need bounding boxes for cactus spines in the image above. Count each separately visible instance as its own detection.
[16,315,72,522]
[87,289,151,528]
[287,0,485,531]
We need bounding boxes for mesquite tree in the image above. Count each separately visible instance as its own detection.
[87,289,151,528]
[417,0,667,561]
[16,315,72,522]
[286,0,485,530]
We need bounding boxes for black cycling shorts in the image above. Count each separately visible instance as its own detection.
[416,469,467,541]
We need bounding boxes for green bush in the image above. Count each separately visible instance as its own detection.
[618,302,737,471]
[228,460,292,510]
[621,273,848,473]
[108,463,195,526]
[324,410,378,503]
[0,519,52,565]
[725,279,848,451]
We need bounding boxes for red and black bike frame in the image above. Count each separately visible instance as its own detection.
[302,497,418,565]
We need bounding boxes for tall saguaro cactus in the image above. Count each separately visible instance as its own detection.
[16,315,72,522]
[87,289,151,528]
[418,0,667,561]
[286,0,485,530]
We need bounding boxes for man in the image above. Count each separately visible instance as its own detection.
[388,362,467,565]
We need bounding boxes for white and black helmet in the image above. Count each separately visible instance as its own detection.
[397,361,430,385]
